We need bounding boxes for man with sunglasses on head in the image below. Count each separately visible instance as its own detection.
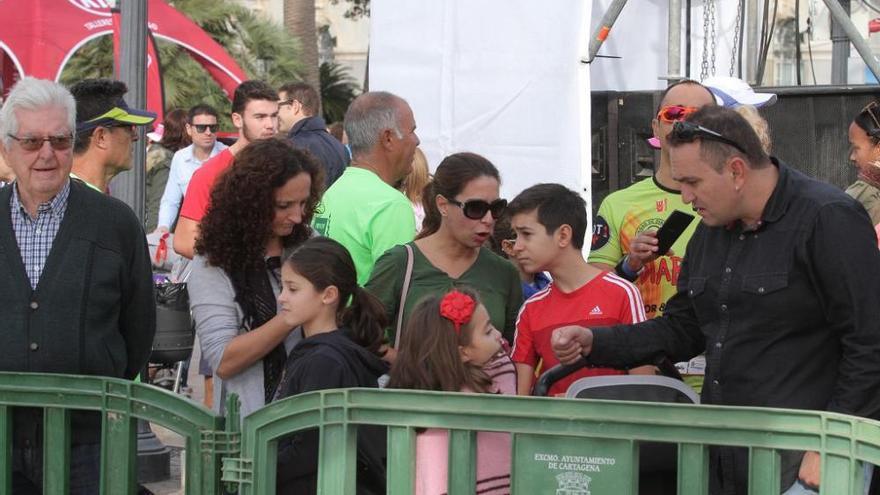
[70,78,157,193]
[312,91,419,284]
[554,106,880,495]
[278,82,348,189]
[154,104,227,234]
[0,77,155,494]
[173,80,279,260]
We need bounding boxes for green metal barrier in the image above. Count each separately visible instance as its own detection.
[2,373,880,494]
[230,388,880,495]
[0,372,227,495]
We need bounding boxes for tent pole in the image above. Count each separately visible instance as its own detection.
[584,0,629,64]
[111,0,148,224]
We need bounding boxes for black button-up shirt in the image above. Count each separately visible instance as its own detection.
[589,159,880,494]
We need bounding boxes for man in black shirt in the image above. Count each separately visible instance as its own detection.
[553,106,880,494]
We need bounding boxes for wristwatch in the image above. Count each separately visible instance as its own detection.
[614,255,643,282]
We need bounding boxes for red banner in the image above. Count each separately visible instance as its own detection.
[0,0,246,102]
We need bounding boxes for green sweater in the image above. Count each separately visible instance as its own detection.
[0,180,156,441]
[365,242,523,343]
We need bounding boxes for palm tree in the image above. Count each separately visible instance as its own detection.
[284,0,320,91]
[320,61,359,123]
[59,0,303,130]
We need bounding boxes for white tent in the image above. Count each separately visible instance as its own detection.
[369,0,593,213]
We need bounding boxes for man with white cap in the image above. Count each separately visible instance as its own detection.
[70,78,157,193]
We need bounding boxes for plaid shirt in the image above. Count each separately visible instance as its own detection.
[10,179,71,289]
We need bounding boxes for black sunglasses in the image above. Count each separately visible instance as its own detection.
[192,124,219,134]
[446,197,507,220]
[671,121,748,155]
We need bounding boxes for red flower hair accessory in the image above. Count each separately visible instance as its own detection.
[439,290,476,334]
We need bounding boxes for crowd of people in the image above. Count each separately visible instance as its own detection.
[1,72,880,495]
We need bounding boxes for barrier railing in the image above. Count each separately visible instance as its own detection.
[234,389,880,495]
[0,372,225,495]
[2,372,880,494]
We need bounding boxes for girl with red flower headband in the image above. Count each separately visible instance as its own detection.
[389,287,511,495]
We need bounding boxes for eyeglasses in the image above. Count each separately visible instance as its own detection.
[192,124,219,134]
[278,99,297,108]
[102,123,138,141]
[446,197,507,220]
[7,134,74,152]
[657,105,699,123]
[860,101,880,134]
[671,121,748,155]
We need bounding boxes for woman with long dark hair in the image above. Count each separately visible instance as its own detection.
[187,138,323,418]
[366,152,521,387]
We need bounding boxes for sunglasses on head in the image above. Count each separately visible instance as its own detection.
[860,101,880,136]
[657,105,699,123]
[7,134,74,152]
[192,124,219,134]
[446,197,507,220]
[671,121,748,155]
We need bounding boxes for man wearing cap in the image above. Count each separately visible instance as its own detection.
[0,77,155,493]
[70,78,157,193]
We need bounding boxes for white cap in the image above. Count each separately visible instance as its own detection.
[703,76,777,108]
[146,123,164,143]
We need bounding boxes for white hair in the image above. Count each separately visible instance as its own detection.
[0,77,76,148]
[343,91,405,157]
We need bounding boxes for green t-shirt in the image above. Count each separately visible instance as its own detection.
[312,167,416,285]
[365,243,523,344]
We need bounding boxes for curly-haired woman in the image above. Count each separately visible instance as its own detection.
[187,138,324,418]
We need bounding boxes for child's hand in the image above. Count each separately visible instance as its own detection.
[551,326,592,364]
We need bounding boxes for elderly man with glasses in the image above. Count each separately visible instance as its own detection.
[69,78,156,193]
[554,106,880,495]
[0,77,155,493]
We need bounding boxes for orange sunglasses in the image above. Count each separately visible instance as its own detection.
[656,105,699,123]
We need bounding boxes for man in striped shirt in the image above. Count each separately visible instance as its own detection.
[507,184,650,397]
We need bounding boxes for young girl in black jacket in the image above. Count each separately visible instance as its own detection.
[274,237,388,494]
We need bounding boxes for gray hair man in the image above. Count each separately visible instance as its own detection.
[0,77,155,493]
[312,91,419,284]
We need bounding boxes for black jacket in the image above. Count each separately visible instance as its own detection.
[275,329,388,494]
[287,115,349,189]
[590,160,880,494]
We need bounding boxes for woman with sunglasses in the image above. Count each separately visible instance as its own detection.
[846,100,880,227]
[366,152,522,359]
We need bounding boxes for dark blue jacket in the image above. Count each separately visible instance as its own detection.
[287,115,349,189]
